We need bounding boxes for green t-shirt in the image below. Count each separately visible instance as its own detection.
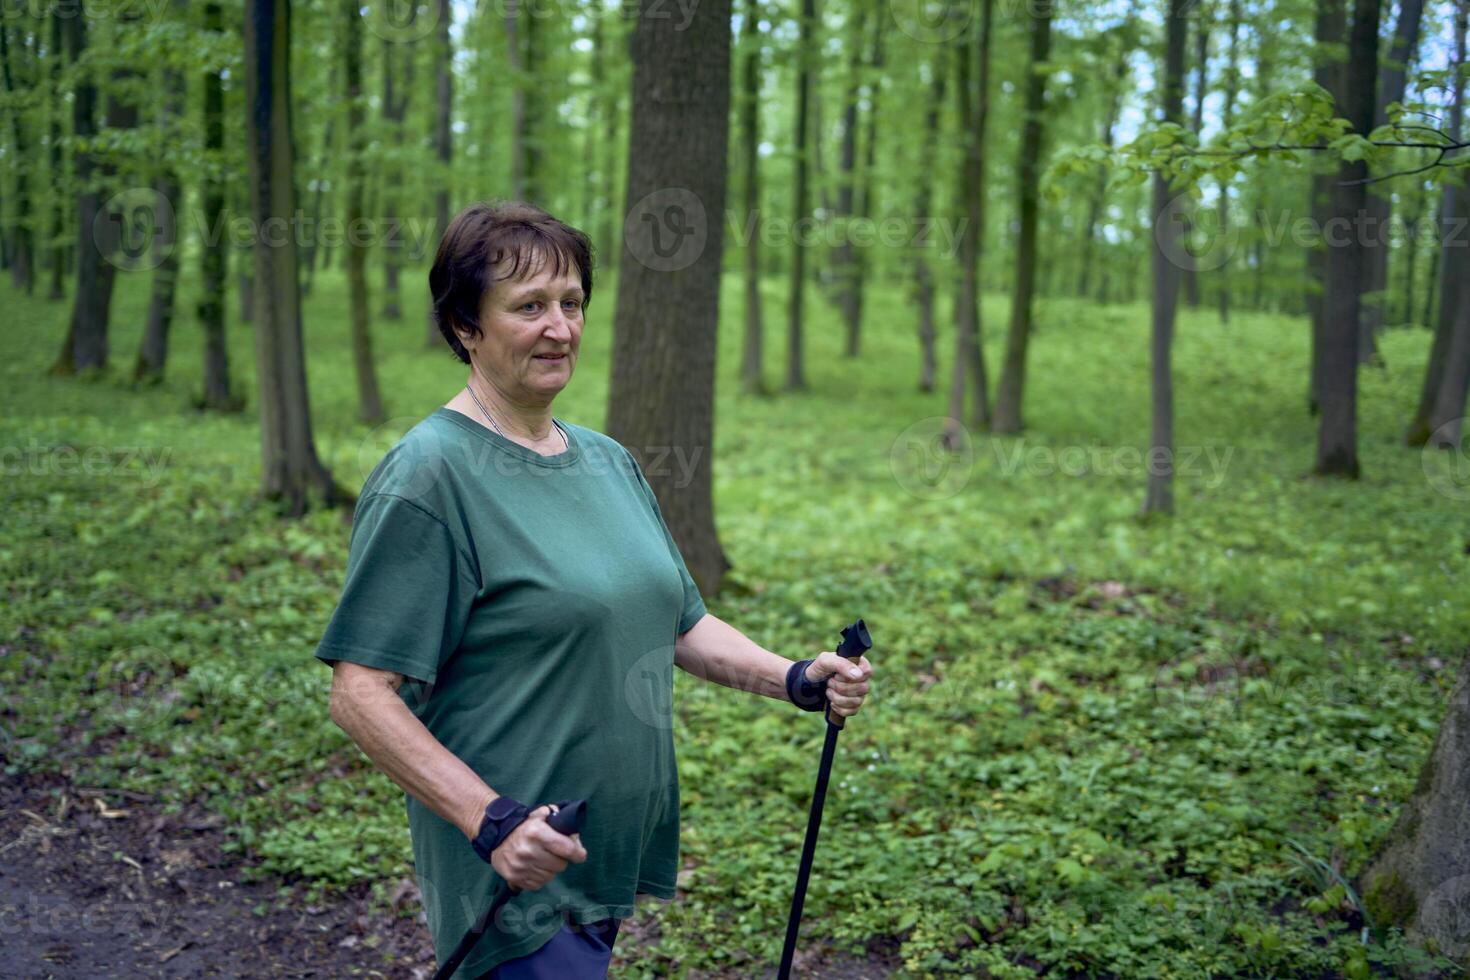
[313,407,707,977]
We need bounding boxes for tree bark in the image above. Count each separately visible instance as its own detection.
[45,10,67,302]
[1407,0,1468,446]
[912,55,946,393]
[739,0,766,395]
[608,0,731,594]
[1360,659,1470,969]
[1315,0,1381,478]
[830,3,865,350]
[380,23,413,320]
[847,15,883,358]
[1078,18,1134,301]
[1358,0,1425,363]
[1144,0,1189,516]
[0,23,34,295]
[992,3,1052,434]
[136,4,186,385]
[945,0,994,442]
[344,0,384,424]
[1215,0,1242,326]
[784,0,814,392]
[1179,0,1209,310]
[198,0,235,411]
[427,0,452,347]
[245,0,341,514]
[1307,0,1346,414]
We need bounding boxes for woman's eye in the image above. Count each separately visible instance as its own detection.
[521,301,541,313]
[562,299,582,311]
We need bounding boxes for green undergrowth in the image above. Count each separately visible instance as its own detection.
[2,265,1466,977]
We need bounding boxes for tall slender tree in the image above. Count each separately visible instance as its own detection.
[1407,0,1469,446]
[784,0,814,392]
[912,54,947,393]
[1144,0,1189,515]
[992,2,1053,433]
[945,0,994,442]
[244,0,340,513]
[198,0,236,410]
[608,0,732,592]
[1315,0,1381,478]
[739,0,767,395]
[343,0,384,424]
[427,0,452,347]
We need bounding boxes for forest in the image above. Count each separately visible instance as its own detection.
[2,0,1469,975]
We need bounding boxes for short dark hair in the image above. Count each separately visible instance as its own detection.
[429,201,596,364]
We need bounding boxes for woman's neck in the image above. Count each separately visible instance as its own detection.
[465,374,556,442]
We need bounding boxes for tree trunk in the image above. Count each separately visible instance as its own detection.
[136,11,186,385]
[1144,0,1188,516]
[1078,20,1132,301]
[344,0,384,424]
[46,10,66,301]
[945,0,994,442]
[848,16,883,358]
[300,62,337,300]
[1360,659,1470,969]
[784,0,814,392]
[1215,0,1242,326]
[992,3,1052,434]
[608,0,731,595]
[379,15,414,321]
[1358,0,1426,364]
[830,3,865,351]
[912,56,946,393]
[0,23,34,295]
[1179,0,1208,310]
[427,0,452,347]
[198,0,235,411]
[1430,275,1470,446]
[1307,0,1347,415]
[1315,0,1381,478]
[739,0,766,396]
[244,0,341,514]
[1407,0,1468,446]
[507,0,526,198]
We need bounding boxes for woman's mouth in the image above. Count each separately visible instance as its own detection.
[534,353,567,361]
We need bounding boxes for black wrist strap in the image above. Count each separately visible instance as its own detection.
[786,659,829,712]
[471,797,531,864]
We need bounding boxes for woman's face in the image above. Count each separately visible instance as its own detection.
[465,253,584,406]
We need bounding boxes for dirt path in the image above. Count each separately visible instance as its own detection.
[0,771,898,979]
[0,771,433,978]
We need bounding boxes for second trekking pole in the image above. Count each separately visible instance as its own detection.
[776,618,873,979]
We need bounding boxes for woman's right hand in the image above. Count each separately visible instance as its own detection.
[490,804,588,891]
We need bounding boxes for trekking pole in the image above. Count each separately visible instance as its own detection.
[432,799,588,980]
[776,619,873,980]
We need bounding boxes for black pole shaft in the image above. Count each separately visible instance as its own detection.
[776,718,842,979]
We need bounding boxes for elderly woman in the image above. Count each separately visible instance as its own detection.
[314,201,873,979]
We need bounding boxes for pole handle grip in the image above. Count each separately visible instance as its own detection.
[824,619,872,730]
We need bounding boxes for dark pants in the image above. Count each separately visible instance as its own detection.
[481,916,621,979]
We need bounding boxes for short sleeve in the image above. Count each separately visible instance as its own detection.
[314,492,479,686]
[623,448,707,635]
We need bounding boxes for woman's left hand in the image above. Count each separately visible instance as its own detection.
[803,652,873,718]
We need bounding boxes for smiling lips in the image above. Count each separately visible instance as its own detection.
[534,353,567,361]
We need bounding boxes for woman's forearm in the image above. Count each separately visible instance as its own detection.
[329,663,495,841]
[674,613,794,701]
